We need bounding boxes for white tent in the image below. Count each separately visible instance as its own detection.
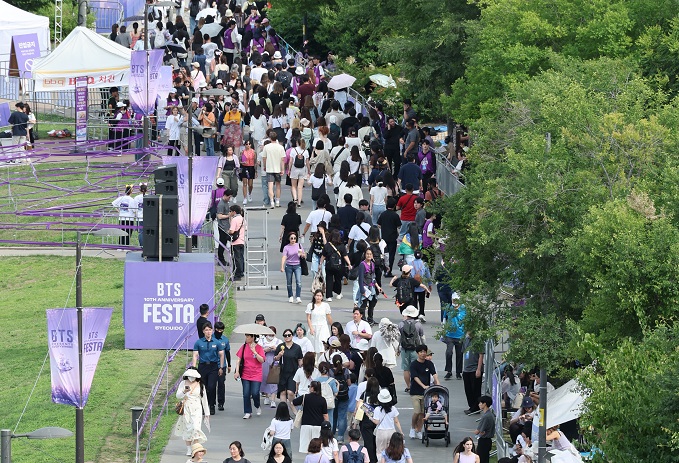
[0,1,51,59]
[32,27,131,91]
[532,379,589,438]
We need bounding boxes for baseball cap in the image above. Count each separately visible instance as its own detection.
[216,178,225,186]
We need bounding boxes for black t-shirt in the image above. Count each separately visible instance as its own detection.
[275,342,303,377]
[377,210,402,243]
[375,365,394,390]
[409,359,436,396]
[349,351,364,378]
[322,242,348,261]
[292,392,327,426]
[392,277,419,302]
[281,213,302,235]
[197,316,210,338]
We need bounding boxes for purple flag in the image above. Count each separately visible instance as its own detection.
[129,49,164,116]
[12,34,40,79]
[162,156,220,236]
[47,308,113,408]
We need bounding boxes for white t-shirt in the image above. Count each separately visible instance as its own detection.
[373,406,399,430]
[330,146,350,169]
[321,438,339,461]
[345,320,372,349]
[250,66,267,83]
[305,209,332,232]
[293,336,314,356]
[348,223,370,243]
[370,186,388,206]
[133,194,146,220]
[308,175,328,188]
[112,194,136,219]
[269,418,295,439]
[293,367,320,395]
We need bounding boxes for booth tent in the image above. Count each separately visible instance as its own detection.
[0,0,50,59]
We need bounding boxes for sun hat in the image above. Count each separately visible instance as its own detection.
[402,305,419,318]
[191,443,207,457]
[183,368,201,379]
[273,51,282,59]
[224,8,234,17]
[401,265,413,274]
[216,79,223,84]
[192,62,200,67]
[295,66,305,76]
[378,389,392,404]
[356,339,370,351]
[116,101,126,107]
[379,318,392,328]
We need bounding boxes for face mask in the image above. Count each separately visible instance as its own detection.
[266,335,274,341]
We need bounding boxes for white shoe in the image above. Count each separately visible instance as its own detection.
[243,197,248,205]
[409,429,416,439]
[419,315,427,323]
[296,297,302,304]
[248,195,253,202]
[243,413,251,419]
[335,293,343,300]
[289,297,294,303]
[275,199,280,207]
[416,431,423,439]
[256,407,262,416]
[327,297,333,302]
[264,397,270,405]
[186,446,192,456]
[270,402,277,408]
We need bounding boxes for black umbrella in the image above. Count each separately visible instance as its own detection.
[165,43,187,53]
[122,15,145,22]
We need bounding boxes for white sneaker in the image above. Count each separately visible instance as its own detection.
[289,297,294,303]
[256,407,262,416]
[270,402,277,408]
[409,429,416,439]
[243,413,251,419]
[335,293,343,300]
[327,297,333,302]
[243,197,248,205]
[186,446,193,456]
[248,195,253,202]
[419,315,427,323]
[416,431,423,440]
[296,297,302,304]
[264,397,270,405]
[275,199,280,207]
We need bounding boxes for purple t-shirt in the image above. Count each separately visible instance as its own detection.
[283,244,302,266]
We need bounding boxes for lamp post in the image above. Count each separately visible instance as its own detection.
[1,427,73,463]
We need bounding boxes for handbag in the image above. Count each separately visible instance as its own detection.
[299,244,309,275]
[238,343,247,377]
[175,400,185,415]
[511,392,525,410]
[286,174,292,186]
[347,265,360,281]
[293,395,305,428]
[267,362,281,384]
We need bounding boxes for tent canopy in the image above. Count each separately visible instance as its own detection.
[0,0,51,59]
[531,379,589,436]
[32,27,131,91]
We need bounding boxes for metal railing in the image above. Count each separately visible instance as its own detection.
[89,1,125,34]
[434,149,465,196]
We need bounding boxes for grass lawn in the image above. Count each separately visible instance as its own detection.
[0,256,234,463]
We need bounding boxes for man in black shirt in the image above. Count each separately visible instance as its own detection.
[340,107,358,137]
[377,197,402,277]
[196,303,210,337]
[409,344,439,440]
[337,194,359,240]
[8,102,28,148]
[384,117,404,174]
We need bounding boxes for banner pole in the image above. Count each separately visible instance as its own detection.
[75,232,84,463]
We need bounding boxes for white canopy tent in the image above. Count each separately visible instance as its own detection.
[532,379,588,437]
[0,0,51,59]
[32,27,131,91]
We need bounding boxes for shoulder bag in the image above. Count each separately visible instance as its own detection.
[299,244,309,275]
[293,395,305,428]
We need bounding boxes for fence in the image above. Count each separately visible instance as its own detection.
[434,149,465,196]
[89,1,125,34]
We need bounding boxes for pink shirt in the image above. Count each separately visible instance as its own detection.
[229,215,246,245]
[237,343,265,381]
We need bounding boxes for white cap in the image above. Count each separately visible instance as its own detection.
[191,97,199,103]
[116,101,126,107]
[216,79,223,84]
[295,66,305,76]
[273,51,282,59]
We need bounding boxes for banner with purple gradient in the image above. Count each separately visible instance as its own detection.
[123,254,214,349]
[162,156,220,236]
[47,308,113,408]
[12,34,40,78]
[129,49,164,116]
[75,77,88,142]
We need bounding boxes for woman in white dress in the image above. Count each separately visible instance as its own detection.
[174,368,210,457]
[260,327,282,408]
[306,290,333,358]
[293,323,314,356]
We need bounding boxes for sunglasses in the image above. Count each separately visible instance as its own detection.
[283,333,292,337]
[289,236,297,240]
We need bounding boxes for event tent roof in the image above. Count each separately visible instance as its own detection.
[32,27,131,91]
[0,0,51,58]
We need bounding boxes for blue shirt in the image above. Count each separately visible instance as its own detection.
[214,333,231,367]
[445,304,466,339]
[193,336,222,363]
[347,384,358,412]
[397,162,422,191]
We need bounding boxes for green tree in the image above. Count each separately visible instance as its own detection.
[579,324,679,462]
[12,0,52,12]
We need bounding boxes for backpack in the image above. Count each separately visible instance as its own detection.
[400,319,422,351]
[396,278,414,303]
[320,379,336,409]
[412,259,423,283]
[327,244,343,271]
[335,374,349,401]
[277,70,292,89]
[343,445,364,463]
[369,243,384,268]
[189,0,200,18]
[311,177,325,201]
[294,149,305,168]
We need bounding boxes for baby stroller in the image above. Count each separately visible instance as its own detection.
[421,385,451,447]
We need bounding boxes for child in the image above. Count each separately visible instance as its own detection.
[424,391,448,425]
[346,373,358,427]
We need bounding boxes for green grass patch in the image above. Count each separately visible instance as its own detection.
[0,255,236,463]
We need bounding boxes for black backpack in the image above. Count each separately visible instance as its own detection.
[396,278,414,303]
[327,244,343,271]
[277,70,293,89]
[370,243,384,267]
[400,319,421,351]
[336,373,349,401]
[189,0,200,18]
[294,149,305,168]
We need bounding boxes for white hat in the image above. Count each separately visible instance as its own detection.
[401,264,413,274]
[451,292,460,300]
[116,101,126,108]
[216,79,223,84]
[191,97,199,103]
[216,178,225,186]
[300,118,310,126]
[273,51,282,59]
[295,66,305,76]
[192,62,200,68]
[402,305,419,318]
[170,87,177,93]
[379,318,392,328]
[356,339,370,351]
[378,389,393,404]
[182,368,201,379]
[224,8,234,17]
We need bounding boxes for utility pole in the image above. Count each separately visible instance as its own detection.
[75,232,84,463]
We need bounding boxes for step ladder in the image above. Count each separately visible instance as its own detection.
[238,206,277,290]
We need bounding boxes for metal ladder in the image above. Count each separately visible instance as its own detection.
[239,206,275,290]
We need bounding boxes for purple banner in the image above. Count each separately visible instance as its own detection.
[47,308,113,408]
[162,156,220,236]
[0,103,10,127]
[75,77,88,142]
[12,34,40,79]
[123,254,215,349]
[129,49,164,116]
